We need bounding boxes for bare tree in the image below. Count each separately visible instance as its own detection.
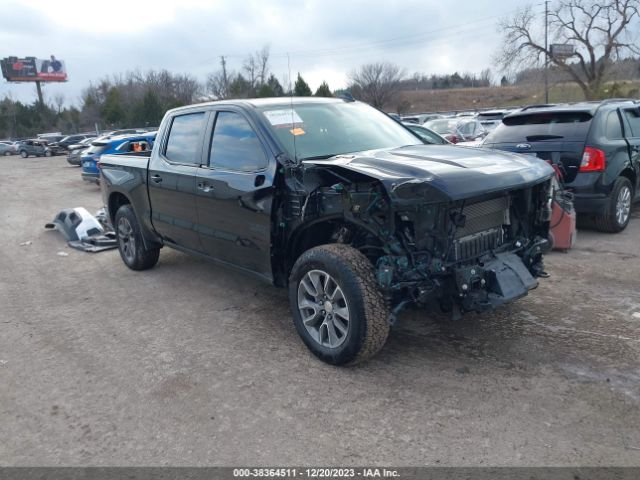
[496,0,640,100]
[242,46,271,93]
[257,45,270,86]
[348,62,405,109]
[243,55,258,92]
[53,93,65,114]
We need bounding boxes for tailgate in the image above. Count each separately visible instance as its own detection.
[489,141,585,183]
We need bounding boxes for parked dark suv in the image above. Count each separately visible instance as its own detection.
[483,100,640,232]
[17,139,55,158]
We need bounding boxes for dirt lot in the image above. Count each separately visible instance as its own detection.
[1,155,639,466]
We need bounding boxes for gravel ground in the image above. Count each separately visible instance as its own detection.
[1,155,639,466]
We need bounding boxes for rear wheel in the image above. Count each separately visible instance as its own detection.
[289,244,390,365]
[595,177,633,233]
[20,151,28,158]
[44,150,52,157]
[115,204,160,271]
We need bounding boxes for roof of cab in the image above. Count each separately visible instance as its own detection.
[167,96,348,115]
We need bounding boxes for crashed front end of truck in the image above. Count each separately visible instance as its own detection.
[377,178,552,319]
[286,149,554,320]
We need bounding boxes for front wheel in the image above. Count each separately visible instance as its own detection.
[114,204,160,271]
[595,177,633,233]
[289,244,390,365]
[44,150,52,157]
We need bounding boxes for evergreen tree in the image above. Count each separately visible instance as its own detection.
[266,74,284,96]
[229,74,251,98]
[294,73,312,96]
[131,90,163,126]
[257,83,276,98]
[102,88,125,126]
[314,81,332,97]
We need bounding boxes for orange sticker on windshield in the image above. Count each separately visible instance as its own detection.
[290,127,305,136]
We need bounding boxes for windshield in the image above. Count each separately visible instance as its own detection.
[258,102,420,160]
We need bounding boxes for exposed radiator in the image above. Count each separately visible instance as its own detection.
[453,196,509,238]
[450,196,509,261]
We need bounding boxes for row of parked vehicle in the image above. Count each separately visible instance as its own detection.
[0,128,157,159]
[0,133,97,157]
[395,109,518,144]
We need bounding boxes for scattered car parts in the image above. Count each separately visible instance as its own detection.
[45,207,117,252]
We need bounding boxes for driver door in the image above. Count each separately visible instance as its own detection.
[195,109,276,280]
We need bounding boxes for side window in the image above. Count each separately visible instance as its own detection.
[623,108,640,137]
[209,111,268,172]
[605,111,623,139]
[164,112,206,164]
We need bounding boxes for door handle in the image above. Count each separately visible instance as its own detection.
[150,174,162,183]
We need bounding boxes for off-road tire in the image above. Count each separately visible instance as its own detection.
[115,204,160,271]
[20,151,28,158]
[289,244,390,365]
[594,177,634,233]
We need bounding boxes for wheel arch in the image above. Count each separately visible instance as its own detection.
[279,216,385,286]
[620,167,637,193]
[108,190,162,250]
[108,191,132,225]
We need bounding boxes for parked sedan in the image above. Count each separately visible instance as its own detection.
[0,141,16,156]
[424,118,487,144]
[67,137,97,166]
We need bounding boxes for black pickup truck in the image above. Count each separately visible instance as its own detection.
[100,97,554,365]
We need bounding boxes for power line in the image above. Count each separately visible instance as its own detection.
[195,6,523,67]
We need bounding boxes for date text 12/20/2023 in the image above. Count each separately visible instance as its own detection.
[233,468,400,478]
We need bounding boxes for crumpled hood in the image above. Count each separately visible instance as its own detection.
[304,144,554,202]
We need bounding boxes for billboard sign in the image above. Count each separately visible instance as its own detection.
[1,56,67,82]
[550,44,575,58]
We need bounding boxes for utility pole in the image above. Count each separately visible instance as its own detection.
[544,0,549,103]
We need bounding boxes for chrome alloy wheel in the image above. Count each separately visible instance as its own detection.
[616,185,632,226]
[117,216,136,264]
[297,269,350,349]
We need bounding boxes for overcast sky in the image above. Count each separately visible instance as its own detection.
[1,0,535,107]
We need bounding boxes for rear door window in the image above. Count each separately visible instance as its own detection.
[623,108,640,137]
[488,111,593,143]
[164,112,206,164]
[605,111,623,139]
